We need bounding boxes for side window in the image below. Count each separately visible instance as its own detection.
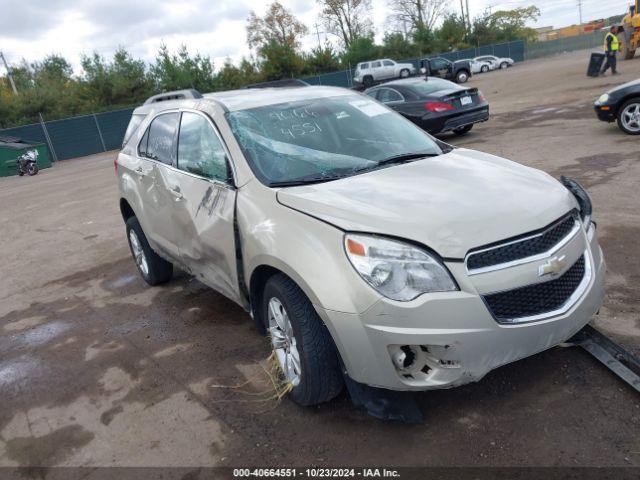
[371,61,381,68]
[145,113,180,164]
[432,59,446,70]
[177,112,231,183]
[124,114,146,147]
[360,62,369,70]
[138,128,149,157]
[378,89,403,103]
[383,60,394,66]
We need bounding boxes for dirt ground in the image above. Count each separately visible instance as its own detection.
[1,49,639,470]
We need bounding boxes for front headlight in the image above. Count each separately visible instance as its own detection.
[596,93,610,105]
[344,234,458,301]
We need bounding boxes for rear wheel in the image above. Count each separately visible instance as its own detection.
[455,70,469,83]
[27,163,38,176]
[125,216,173,285]
[263,274,343,406]
[363,75,374,88]
[618,31,636,60]
[481,65,489,73]
[500,62,508,69]
[453,124,473,136]
[617,98,640,135]
[399,68,410,78]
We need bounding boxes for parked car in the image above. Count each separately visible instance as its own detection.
[420,57,472,83]
[594,78,640,135]
[354,59,416,87]
[466,58,493,74]
[117,86,605,407]
[364,77,489,136]
[474,55,515,70]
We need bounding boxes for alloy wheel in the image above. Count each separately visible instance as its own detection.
[621,103,640,133]
[268,297,301,386]
[129,230,149,277]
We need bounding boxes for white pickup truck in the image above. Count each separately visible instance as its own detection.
[354,59,416,87]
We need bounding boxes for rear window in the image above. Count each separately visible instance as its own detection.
[139,112,180,165]
[408,78,459,95]
[359,62,369,70]
[123,113,146,147]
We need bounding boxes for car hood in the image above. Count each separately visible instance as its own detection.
[608,78,640,95]
[276,149,576,259]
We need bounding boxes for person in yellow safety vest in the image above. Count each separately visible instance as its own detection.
[600,25,620,76]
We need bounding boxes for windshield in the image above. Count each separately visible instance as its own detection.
[226,94,443,186]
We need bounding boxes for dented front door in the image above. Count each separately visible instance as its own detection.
[168,110,241,304]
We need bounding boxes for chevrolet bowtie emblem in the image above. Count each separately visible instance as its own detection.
[538,255,567,277]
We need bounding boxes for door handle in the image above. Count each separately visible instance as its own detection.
[169,186,183,200]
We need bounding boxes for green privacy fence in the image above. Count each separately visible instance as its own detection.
[0,35,606,162]
[525,30,607,60]
[0,107,134,161]
[302,40,526,88]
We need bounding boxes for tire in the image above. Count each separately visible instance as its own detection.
[455,71,469,83]
[27,163,38,176]
[125,216,173,285]
[17,170,24,176]
[399,68,410,78]
[453,124,473,136]
[263,274,343,406]
[500,62,508,69]
[481,65,489,73]
[618,31,635,60]
[363,75,374,88]
[617,98,640,135]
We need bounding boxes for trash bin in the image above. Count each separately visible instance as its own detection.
[587,52,606,77]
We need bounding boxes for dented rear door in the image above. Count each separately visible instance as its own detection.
[169,110,241,303]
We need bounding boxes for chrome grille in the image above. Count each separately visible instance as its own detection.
[466,213,578,273]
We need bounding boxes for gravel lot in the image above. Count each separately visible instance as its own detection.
[1,49,639,469]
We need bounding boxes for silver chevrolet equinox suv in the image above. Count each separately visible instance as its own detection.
[117,87,605,406]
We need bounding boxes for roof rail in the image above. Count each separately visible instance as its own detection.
[144,89,203,105]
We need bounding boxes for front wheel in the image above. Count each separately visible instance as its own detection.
[455,71,469,83]
[481,65,489,73]
[500,62,508,69]
[617,98,640,135]
[125,216,173,285]
[363,75,374,88]
[399,69,410,78]
[27,163,38,176]
[263,274,343,406]
[453,124,473,136]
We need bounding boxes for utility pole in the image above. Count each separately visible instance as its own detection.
[0,51,18,95]
[313,22,323,50]
[465,0,472,32]
[577,0,583,24]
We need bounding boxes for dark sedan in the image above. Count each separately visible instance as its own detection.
[594,79,640,135]
[364,77,489,136]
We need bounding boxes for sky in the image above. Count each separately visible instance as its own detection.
[0,0,634,73]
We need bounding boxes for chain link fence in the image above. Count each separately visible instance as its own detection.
[0,107,134,161]
[0,35,607,162]
[525,30,607,60]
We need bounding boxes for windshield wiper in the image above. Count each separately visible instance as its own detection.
[269,174,348,188]
[352,151,441,174]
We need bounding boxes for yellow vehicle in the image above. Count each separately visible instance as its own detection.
[618,0,640,60]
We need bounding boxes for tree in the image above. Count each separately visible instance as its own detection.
[387,0,450,33]
[259,41,305,80]
[150,44,216,92]
[470,6,540,45]
[380,32,420,59]
[436,13,468,49]
[304,44,342,74]
[318,0,373,48]
[246,2,308,50]
[341,35,380,67]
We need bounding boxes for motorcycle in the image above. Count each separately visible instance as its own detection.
[17,150,39,176]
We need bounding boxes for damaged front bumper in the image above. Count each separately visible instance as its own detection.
[316,226,605,391]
